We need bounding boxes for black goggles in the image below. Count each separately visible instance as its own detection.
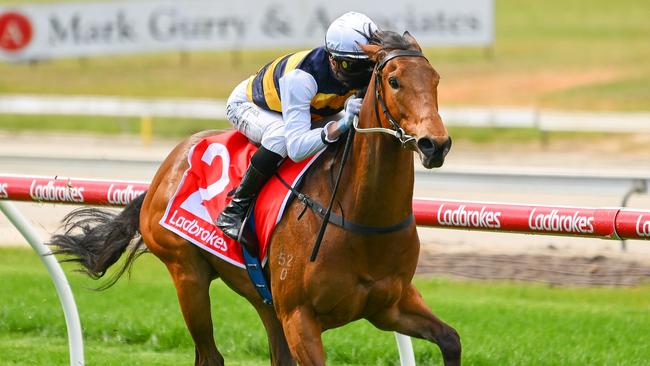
[332,56,374,74]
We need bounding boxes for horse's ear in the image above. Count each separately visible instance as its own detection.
[360,43,385,62]
[403,31,422,52]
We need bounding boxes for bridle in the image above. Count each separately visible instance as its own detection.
[307,49,429,262]
[353,49,428,146]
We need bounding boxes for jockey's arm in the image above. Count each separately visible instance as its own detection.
[279,69,327,162]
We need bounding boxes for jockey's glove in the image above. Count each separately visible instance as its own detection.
[323,97,363,144]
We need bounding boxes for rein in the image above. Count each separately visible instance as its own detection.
[309,124,356,261]
[353,49,428,146]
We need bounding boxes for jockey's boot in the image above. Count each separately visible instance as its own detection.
[215,146,283,242]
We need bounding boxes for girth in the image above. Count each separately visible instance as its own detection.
[275,174,414,235]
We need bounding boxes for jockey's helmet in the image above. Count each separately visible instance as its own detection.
[325,12,379,88]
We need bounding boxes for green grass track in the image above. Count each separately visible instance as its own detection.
[1,247,649,365]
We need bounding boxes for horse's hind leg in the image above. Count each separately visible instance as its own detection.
[369,285,461,366]
[163,248,224,366]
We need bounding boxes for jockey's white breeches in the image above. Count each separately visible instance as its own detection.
[226,80,288,157]
[226,79,343,160]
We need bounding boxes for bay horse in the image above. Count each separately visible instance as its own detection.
[50,30,460,365]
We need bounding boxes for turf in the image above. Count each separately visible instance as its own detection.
[1,246,650,365]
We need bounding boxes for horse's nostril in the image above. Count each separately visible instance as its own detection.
[417,138,436,156]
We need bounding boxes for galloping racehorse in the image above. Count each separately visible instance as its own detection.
[50,31,460,366]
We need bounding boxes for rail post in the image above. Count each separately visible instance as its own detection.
[0,201,84,366]
[395,332,416,366]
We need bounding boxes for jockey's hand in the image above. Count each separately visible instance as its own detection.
[324,97,363,143]
[343,97,363,123]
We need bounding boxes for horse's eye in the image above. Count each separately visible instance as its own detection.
[388,77,399,89]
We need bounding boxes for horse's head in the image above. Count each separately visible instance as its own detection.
[360,31,451,169]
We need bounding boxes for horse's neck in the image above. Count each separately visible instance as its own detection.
[340,127,415,225]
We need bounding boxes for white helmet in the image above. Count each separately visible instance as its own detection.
[325,12,378,60]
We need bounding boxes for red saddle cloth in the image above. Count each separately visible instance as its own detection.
[160,131,321,268]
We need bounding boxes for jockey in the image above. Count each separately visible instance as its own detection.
[216,11,379,241]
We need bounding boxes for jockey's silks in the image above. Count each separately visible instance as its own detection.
[246,47,357,120]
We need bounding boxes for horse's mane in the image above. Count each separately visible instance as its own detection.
[359,27,414,51]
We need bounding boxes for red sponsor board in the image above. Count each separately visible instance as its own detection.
[1,174,648,241]
[106,183,147,205]
[412,199,622,239]
[615,210,650,240]
[0,12,32,52]
[526,207,618,237]
[0,175,149,206]
[0,182,7,199]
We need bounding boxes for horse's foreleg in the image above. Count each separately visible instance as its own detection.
[369,285,461,366]
[165,256,224,366]
[281,307,326,366]
[254,304,296,366]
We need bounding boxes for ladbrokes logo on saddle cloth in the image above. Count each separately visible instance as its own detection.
[160,131,321,268]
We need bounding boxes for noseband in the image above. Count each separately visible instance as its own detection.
[353,49,428,146]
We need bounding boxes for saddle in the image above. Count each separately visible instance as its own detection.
[159,131,323,303]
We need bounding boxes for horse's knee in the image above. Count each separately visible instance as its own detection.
[436,326,461,363]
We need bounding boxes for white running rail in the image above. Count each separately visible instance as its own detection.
[1,94,649,133]
[0,201,84,366]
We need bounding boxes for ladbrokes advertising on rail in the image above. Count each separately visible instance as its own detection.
[615,210,650,240]
[0,182,8,199]
[437,203,502,229]
[106,184,146,206]
[0,175,150,205]
[636,215,650,238]
[29,179,85,203]
[527,208,594,234]
[0,0,493,61]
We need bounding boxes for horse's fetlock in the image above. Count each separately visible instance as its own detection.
[438,327,461,362]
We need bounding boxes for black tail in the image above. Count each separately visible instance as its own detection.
[48,192,147,290]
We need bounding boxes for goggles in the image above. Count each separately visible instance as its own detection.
[331,56,374,75]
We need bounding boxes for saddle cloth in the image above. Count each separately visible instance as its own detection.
[159,131,321,268]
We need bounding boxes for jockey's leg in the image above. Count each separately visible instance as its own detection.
[218,98,287,241]
[215,146,283,240]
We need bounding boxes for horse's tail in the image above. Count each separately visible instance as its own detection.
[48,192,147,290]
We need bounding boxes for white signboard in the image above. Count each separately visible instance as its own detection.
[0,0,493,62]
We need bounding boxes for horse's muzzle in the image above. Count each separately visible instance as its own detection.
[417,136,452,169]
